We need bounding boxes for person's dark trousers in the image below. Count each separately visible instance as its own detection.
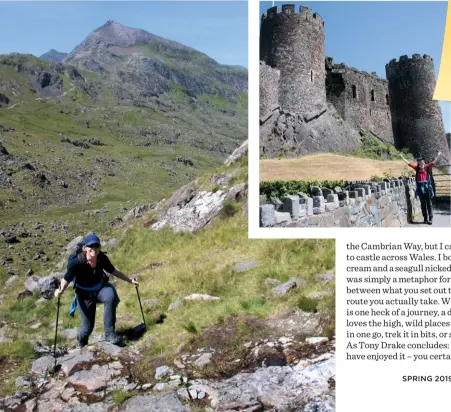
[418,186,433,223]
[77,285,117,346]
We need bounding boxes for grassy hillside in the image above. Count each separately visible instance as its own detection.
[0,49,248,366]
[0,159,335,395]
[0,53,247,218]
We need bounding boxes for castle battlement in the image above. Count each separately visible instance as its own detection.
[386,54,433,68]
[261,5,324,29]
[326,57,387,83]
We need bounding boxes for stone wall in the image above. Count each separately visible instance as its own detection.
[260,177,421,228]
[260,61,280,118]
[325,58,394,144]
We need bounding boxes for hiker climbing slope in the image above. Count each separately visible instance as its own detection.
[400,152,442,225]
[54,233,138,347]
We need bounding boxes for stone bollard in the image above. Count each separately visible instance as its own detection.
[270,196,283,211]
[260,204,276,227]
[362,185,371,196]
[378,182,387,191]
[306,198,313,216]
[310,186,323,197]
[283,195,299,220]
[327,194,339,208]
[312,196,325,214]
[322,188,334,197]
[355,188,365,198]
[300,193,314,216]
[338,191,348,207]
[299,204,307,218]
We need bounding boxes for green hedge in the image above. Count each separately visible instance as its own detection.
[260,179,346,200]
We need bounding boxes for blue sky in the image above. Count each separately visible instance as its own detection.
[261,2,450,132]
[0,1,248,68]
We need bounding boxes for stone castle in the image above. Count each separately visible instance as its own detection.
[260,4,450,164]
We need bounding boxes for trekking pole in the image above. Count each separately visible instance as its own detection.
[51,296,61,373]
[134,280,146,328]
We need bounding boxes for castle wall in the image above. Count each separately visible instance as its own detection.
[259,5,450,162]
[259,61,280,117]
[260,5,326,115]
[326,58,394,144]
[386,54,450,163]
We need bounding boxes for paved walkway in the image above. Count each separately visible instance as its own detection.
[408,201,451,227]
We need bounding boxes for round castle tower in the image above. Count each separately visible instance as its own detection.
[260,5,326,115]
[385,54,450,163]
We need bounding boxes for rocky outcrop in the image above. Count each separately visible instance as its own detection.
[0,93,10,107]
[0,142,9,155]
[271,277,307,297]
[120,392,189,412]
[260,105,361,158]
[151,181,247,232]
[152,190,227,232]
[38,275,61,300]
[122,205,149,222]
[2,332,335,412]
[207,352,335,411]
[224,140,248,166]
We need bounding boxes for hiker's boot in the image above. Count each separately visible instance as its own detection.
[423,217,428,224]
[427,218,433,225]
[105,333,125,346]
[77,333,88,349]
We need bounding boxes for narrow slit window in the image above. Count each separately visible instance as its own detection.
[371,89,375,102]
[386,94,389,105]
[352,85,357,98]
[311,70,313,82]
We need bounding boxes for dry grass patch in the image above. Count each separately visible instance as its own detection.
[260,153,413,181]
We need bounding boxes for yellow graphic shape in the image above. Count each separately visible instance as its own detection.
[434,0,451,100]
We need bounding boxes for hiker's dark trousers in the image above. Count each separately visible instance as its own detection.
[418,187,433,222]
[77,285,117,346]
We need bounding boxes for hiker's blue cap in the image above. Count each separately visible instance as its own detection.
[84,233,101,246]
[416,157,424,162]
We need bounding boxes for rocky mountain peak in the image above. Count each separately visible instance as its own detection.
[65,20,191,63]
[39,49,68,63]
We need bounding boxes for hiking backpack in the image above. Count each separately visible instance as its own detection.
[415,165,436,197]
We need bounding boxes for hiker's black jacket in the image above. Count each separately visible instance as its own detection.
[64,251,115,297]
